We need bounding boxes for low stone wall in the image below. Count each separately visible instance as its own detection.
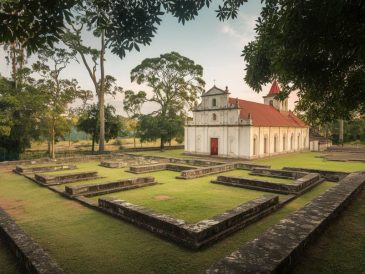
[283,167,349,182]
[206,172,365,273]
[34,171,99,185]
[15,164,77,174]
[234,163,271,170]
[250,168,308,179]
[100,160,127,168]
[65,177,156,197]
[99,195,279,249]
[141,155,224,167]
[0,208,64,274]
[177,163,236,179]
[128,163,196,174]
[213,173,320,194]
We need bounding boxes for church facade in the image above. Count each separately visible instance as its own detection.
[184,81,309,159]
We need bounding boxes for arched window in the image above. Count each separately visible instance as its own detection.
[283,135,286,151]
[264,135,268,154]
[297,134,301,150]
[212,98,217,107]
[269,100,273,106]
[304,137,307,148]
[212,113,217,121]
[290,134,294,150]
[274,135,278,153]
[253,135,258,156]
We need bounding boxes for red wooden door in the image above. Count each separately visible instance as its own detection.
[210,138,218,155]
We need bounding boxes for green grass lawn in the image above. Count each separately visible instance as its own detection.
[0,239,21,273]
[255,151,365,172]
[293,190,365,274]
[92,169,284,223]
[0,150,364,273]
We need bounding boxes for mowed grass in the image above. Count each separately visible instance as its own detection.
[293,190,365,274]
[0,150,364,273]
[0,165,334,274]
[92,169,285,223]
[43,163,289,222]
[0,239,22,273]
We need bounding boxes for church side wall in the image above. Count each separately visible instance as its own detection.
[250,126,309,159]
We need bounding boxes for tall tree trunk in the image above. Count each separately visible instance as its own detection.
[160,136,165,150]
[11,42,17,88]
[339,119,344,145]
[92,135,95,154]
[51,122,55,159]
[98,30,106,152]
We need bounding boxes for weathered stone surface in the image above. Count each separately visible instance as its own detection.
[15,164,77,174]
[34,171,99,185]
[65,176,156,197]
[0,208,64,274]
[142,155,225,166]
[98,195,279,249]
[206,172,365,274]
[250,168,308,179]
[177,164,236,179]
[234,163,271,170]
[283,167,349,182]
[213,173,321,194]
[128,163,196,174]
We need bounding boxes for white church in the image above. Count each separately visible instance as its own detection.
[184,81,309,159]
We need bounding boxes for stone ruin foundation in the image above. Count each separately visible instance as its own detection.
[65,176,156,197]
[98,195,280,249]
[34,171,100,186]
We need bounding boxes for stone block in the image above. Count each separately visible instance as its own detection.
[15,164,77,174]
[0,208,64,273]
[34,171,99,185]
[65,176,156,197]
[213,173,320,195]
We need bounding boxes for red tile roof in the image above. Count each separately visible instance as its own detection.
[228,97,308,127]
[267,80,280,96]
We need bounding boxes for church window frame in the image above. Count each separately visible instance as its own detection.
[283,134,286,151]
[264,135,268,154]
[274,134,278,153]
[212,113,217,121]
[253,135,258,156]
[212,98,217,107]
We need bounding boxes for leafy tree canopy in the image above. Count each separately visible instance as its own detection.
[240,0,365,121]
[77,104,122,152]
[1,0,247,56]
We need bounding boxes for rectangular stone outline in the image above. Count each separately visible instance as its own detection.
[128,163,197,174]
[34,171,101,186]
[206,172,365,273]
[98,195,279,250]
[0,208,64,274]
[212,173,321,195]
[64,176,156,197]
[283,167,349,182]
[14,164,77,174]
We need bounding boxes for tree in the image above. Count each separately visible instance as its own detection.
[77,104,122,152]
[0,73,46,160]
[131,52,204,149]
[32,48,91,158]
[0,0,76,53]
[2,1,241,53]
[123,90,146,147]
[234,0,365,122]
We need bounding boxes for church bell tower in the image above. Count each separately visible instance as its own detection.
[263,80,288,111]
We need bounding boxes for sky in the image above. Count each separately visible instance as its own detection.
[0,1,298,115]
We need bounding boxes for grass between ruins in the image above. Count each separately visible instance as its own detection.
[0,150,364,273]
